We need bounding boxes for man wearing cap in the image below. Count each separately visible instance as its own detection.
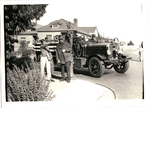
[40,38,54,81]
[56,35,73,83]
[88,34,98,45]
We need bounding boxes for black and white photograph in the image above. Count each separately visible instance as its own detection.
[0,0,150,108]
[0,1,150,150]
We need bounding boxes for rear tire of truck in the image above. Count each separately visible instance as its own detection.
[114,61,129,73]
[88,57,105,77]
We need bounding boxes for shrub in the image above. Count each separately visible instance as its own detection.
[22,49,33,56]
[8,55,34,72]
[19,40,28,51]
[6,64,56,102]
[128,41,134,46]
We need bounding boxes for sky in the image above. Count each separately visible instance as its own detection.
[36,0,144,45]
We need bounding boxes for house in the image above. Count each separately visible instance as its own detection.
[15,18,100,51]
[17,31,37,46]
[36,18,91,41]
[14,24,43,51]
[17,24,42,40]
[80,27,99,37]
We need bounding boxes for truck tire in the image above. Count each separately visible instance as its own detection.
[88,57,105,77]
[114,61,129,73]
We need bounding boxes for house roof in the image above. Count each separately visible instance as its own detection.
[37,19,90,36]
[18,24,42,35]
[35,24,43,29]
[80,27,97,34]
[18,30,37,35]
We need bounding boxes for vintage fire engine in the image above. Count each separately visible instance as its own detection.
[33,33,131,77]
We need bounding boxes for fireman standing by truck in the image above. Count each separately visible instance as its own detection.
[56,35,73,83]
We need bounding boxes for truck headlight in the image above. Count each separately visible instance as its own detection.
[107,49,111,55]
[107,47,112,55]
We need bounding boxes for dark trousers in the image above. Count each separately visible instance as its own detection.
[61,61,71,80]
[36,51,41,62]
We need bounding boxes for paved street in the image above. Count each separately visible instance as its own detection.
[53,60,143,100]
[51,45,144,100]
[73,60,143,100]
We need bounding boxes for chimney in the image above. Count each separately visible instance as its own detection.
[74,18,78,26]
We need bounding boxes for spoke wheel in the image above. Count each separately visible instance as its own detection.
[88,57,105,77]
[114,61,129,73]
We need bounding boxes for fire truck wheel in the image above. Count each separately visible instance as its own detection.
[114,61,129,73]
[88,57,105,77]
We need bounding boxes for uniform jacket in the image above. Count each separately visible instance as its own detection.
[56,42,73,64]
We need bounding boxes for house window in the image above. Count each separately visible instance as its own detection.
[53,24,57,27]
[46,35,52,41]
[52,24,60,28]
[54,35,59,41]
[21,37,26,40]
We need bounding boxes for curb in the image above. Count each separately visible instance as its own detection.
[50,79,115,102]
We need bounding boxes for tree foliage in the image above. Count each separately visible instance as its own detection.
[4,4,48,52]
[128,40,134,46]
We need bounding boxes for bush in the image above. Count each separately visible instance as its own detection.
[128,41,134,46]
[6,64,56,102]
[22,49,33,56]
[15,49,32,57]
[8,55,34,72]
[19,40,28,51]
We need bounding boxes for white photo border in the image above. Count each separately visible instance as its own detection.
[1,1,150,108]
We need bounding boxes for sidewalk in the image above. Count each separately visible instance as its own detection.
[49,79,115,105]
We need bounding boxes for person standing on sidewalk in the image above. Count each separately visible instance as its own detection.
[56,35,73,83]
[138,41,143,62]
[40,39,55,82]
[34,36,41,62]
[44,37,55,75]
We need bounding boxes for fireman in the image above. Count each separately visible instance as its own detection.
[88,34,98,45]
[56,35,73,83]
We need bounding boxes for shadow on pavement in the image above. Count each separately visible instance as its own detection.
[54,65,118,77]
[54,65,91,77]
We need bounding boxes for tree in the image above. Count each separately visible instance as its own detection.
[127,40,134,46]
[4,4,48,52]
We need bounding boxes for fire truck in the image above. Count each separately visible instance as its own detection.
[33,34,131,77]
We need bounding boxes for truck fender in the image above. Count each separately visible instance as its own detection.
[87,54,106,61]
[119,53,127,58]
[96,54,107,60]
[118,53,132,59]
